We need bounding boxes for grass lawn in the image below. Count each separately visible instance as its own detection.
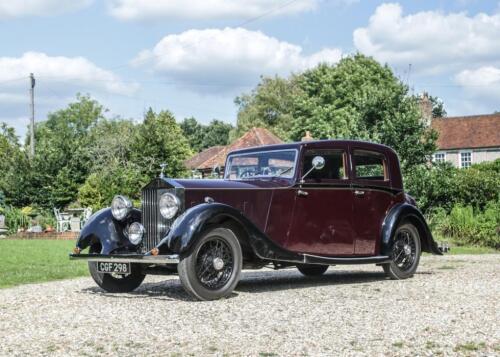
[0,239,88,289]
[0,239,497,289]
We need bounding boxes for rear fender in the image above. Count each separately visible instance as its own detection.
[159,203,301,261]
[76,207,141,254]
[381,203,442,256]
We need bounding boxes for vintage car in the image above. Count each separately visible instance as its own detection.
[70,140,442,300]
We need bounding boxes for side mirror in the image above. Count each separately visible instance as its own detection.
[311,156,325,170]
[301,156,325,183]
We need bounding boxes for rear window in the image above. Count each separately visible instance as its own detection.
[353,150,388,181]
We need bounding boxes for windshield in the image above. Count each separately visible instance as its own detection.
[225,149,297,180]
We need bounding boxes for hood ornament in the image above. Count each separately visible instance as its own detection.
[159,163,167,178]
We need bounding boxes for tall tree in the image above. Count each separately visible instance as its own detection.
[181,117,233,152]
[132,108,192,179]
[233,76,297,141]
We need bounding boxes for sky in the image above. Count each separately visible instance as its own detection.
[1,0,500,139]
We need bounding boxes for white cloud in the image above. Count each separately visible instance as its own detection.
[108,0,317,21]
[353,3,500,75]
[0,0,92,19]
[454,66,500,100]
[132,27,342,90]
[0,52,138,96]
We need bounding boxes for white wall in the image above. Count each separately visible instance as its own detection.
[434,147,500,168]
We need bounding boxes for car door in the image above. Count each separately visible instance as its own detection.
[350,148,395,256]
[286,146,355,256]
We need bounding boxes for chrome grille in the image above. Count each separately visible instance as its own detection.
[141,187,174,252]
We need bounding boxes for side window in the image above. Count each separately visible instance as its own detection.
[303,149,346,181]
[353,150,388,181]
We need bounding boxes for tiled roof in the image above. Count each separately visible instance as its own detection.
[431,114,500,150]
[184,145,225,170]
[184,127,284,170]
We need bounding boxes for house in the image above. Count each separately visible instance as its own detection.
[431,114,500,168]
[185,127,283,177]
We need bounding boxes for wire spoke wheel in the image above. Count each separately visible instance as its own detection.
[195,237,235,290]
[383,222,421,280]
[178,226,242,300]
[392,229,417,271]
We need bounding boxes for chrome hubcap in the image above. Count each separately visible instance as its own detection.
[213,257,225,271]
[403,244,412,256]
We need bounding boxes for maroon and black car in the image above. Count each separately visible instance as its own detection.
[70,140,442,300]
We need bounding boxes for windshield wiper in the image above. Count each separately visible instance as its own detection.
[276,167,293,177]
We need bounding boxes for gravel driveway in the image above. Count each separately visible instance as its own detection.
[0,254,498,356]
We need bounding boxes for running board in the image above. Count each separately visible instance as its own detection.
[303,254,391,265]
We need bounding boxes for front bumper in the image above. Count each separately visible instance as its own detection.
[69,253,179,265]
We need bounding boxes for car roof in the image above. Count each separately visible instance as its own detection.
[228,139,396,156]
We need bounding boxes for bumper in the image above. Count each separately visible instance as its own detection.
[69,253,179,265]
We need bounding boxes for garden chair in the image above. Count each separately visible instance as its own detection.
[53,208,71,232]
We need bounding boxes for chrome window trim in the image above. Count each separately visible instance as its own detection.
[224,148,299,180]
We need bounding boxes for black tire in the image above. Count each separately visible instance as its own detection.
[88,262,146,293]
[382,222,421,279]
[296,264,329,276]
[178,226,242,301]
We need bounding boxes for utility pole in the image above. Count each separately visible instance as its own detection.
[29,73,35,158]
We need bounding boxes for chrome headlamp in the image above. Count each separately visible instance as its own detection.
[111,195,132,221]
[128,222,144,245]
[159,192,180,219]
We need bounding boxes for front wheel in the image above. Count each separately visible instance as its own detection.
[178,226,242,301]
[88,262,145,293]
[382,222,421,279]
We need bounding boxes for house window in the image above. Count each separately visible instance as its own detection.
[460,151,472,168]
[433,152,446,163]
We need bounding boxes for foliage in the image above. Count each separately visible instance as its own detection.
[233,54,437,171]
[78,162,146,212]
[0,239,87,288]
[232,76,299,141]
[432,203,499,249]
[132,108,192,179]
[3,207,30,234]
[405,160,500,214]
[180,117,233,152]
[428,95,447,118]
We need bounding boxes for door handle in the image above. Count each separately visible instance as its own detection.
[297,189,309,197]
[354,190,365,197]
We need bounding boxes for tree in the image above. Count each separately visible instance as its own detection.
[132,108,192,179]
[233,76,298,141]
[233,54,437,171]
[181,117,233,152]
[28,94,106,208]
[180,117,205,152]
[429,95,447,118]
[0,123,26,207]
[202,120,232,149]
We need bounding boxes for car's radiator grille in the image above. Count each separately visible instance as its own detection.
[141,187,174,252]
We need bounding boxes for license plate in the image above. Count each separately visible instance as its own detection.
[96,262,130,274]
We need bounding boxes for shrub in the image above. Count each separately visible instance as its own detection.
[436,202,499,249]
[405,159,500,214]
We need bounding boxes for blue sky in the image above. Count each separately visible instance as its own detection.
[1,0,499,139]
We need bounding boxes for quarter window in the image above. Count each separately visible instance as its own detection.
[302,149,346,181]
[353,150,388,180]
[460,151,472,168]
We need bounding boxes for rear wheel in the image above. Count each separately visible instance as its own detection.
[296,264,329,276]
[382,222,421,279]
[178,226,242,301]
[88,262,145,293]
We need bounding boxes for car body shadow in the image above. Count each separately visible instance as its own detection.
[80,268,393,301]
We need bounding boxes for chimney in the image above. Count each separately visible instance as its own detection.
[301,131,314,141]
[419,92,433,127]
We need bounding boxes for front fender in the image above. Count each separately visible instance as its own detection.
[76,207,141,254]
[159,203,301,261]
[381,203,442,256]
